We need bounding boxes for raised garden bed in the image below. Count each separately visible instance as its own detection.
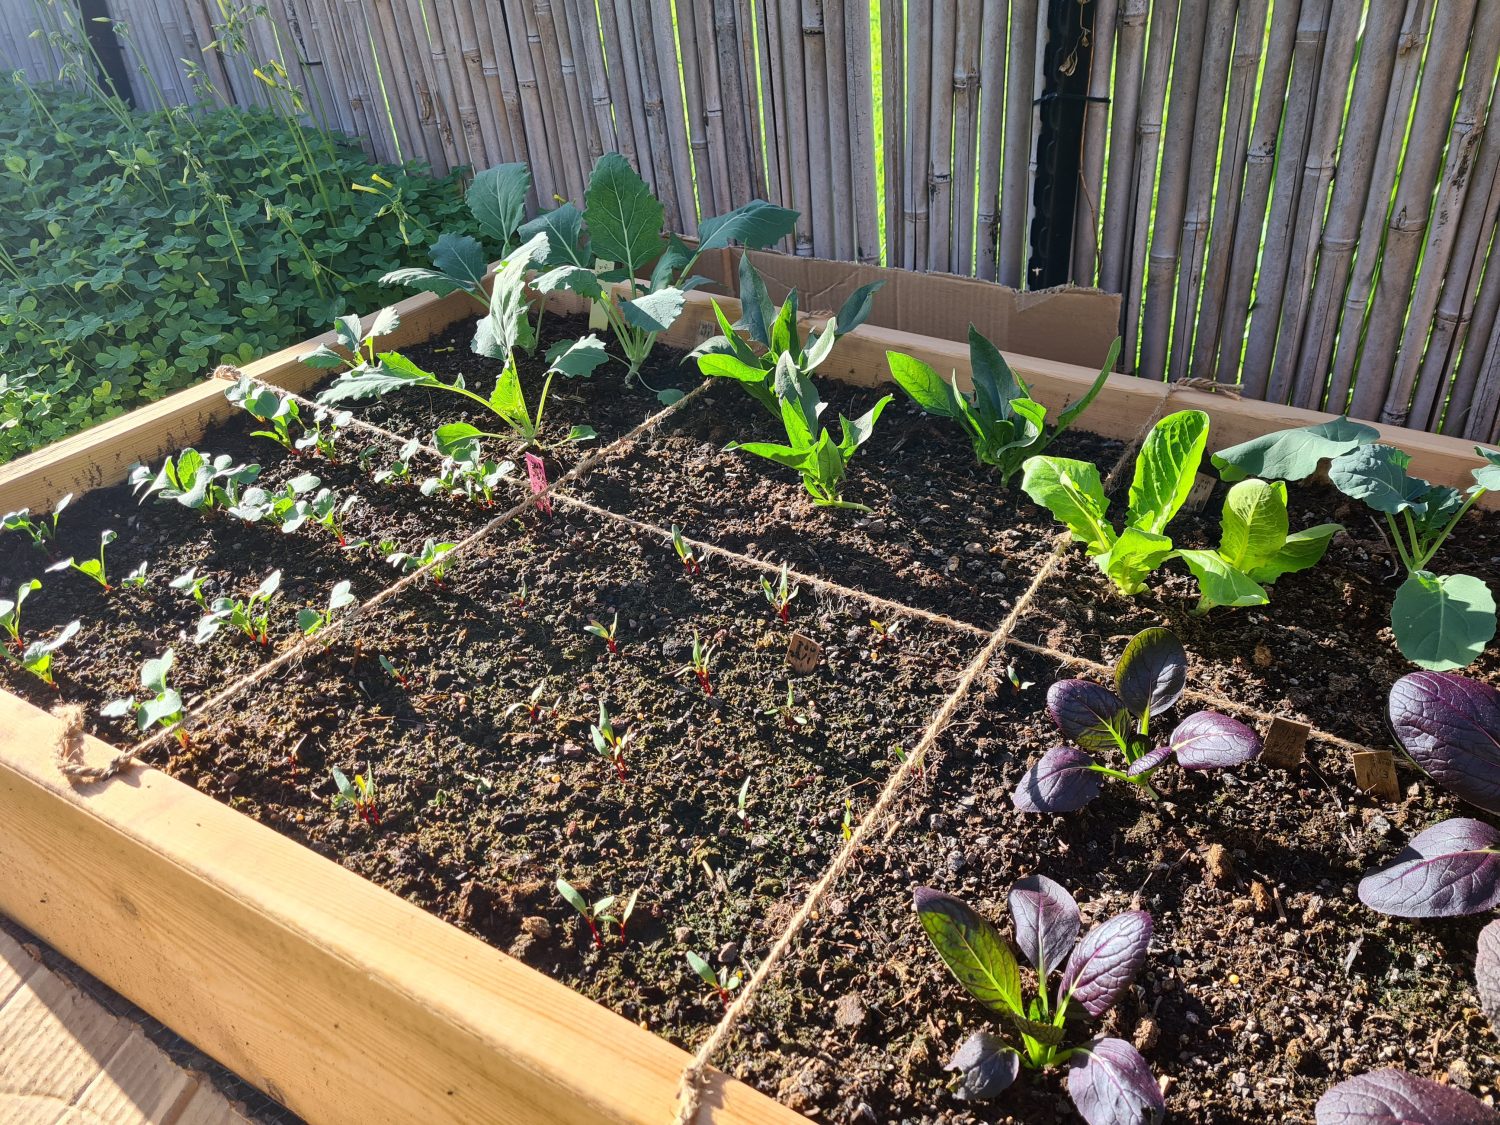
[2,252,1499,1125]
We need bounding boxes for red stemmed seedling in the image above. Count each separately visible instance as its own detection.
[585,612,620,655]
[331,766,381,826]
[760,564,798,623]
[379,654,410,689]
[686,950,742,1009]
[733,778,751,827]
[671,525,702,575]
[589,700,635,780]
[762,683,812,732]
[557,878,639,949]
[504,682,555,725]
[675,630,716,696]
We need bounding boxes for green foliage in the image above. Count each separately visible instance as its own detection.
[0,81,471,463]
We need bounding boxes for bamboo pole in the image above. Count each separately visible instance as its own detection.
[394,0,459,173]
[949,0,981,275]
[566,0,616,165]
[420,0,476,170]
[594,0,645,175]
[800,0,835,256]
[1445,196,1500,436]
[1167,0,1237,382]
[451,0,504,165]
[776,0,815,254]
[738,0,779,204]
[1466,306,1500,442]
[500,1,558,199]
[785,0,821,254]
[656,0,699,227]
[530,1,589,204]
[926,0,957,272]
[761,0,795,230]
[846,0,881,264]
[903,0,931,269]
[1265,0,1361,403]
[1138,0,1209,381]
[678,0,719,215]
[882,0,906,268]
[974,0,1005,280]
[1348,0,1480,422]
[1071,0,1119,286]
[548,0,602,174]
[997,0,1037,286]
[823,0,855,258]
[607,0,655,180]
[696,0,731,211]
[368,0,435,166]
[1287,0,1406,408]
[632,0,685,229]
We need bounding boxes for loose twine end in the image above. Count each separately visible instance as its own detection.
[53,703,137,784]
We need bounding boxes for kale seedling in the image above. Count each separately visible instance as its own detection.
[671,525,701,575]
[101,649,187,746]
[387,538,457,586]
[761,563,799,622]
[556,877,639,948]
[1013,627,1261,812]
[686,950,742,1008]
[0,578,41,649]
[3,492,69,550]
[196,569,282,646]
[331,766,381,826]
[297,580,356,639]
[675,630,716,696]
[915,880,1163,1123]
[585,612,620,655]
[46,529,117,590]
[1,619,80,687]
[889,333,1118,483]
[589,700,635,780]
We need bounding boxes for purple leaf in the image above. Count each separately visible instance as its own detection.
[1008,875,1081,978]
[1315,1068,1499,1124]
[1066,1037,1165,1125]
[1358,817,1500,918]
[1059,910,1153,1017]
[1114,628,1187,721]
[1168,710,1262,770]
[1388,672,1500,814]
[1048,679,1132,757]
[1475,919,1500,1035]
[944,1030,1020,1101]
[1013,745,1104,814]
[1127,745,1173,777]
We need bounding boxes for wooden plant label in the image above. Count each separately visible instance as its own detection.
[588,259,615,330]
[786,632,823,674]
[1352,750,1400,801]
[1261,717,1309,770]
[1181,472,1218,514]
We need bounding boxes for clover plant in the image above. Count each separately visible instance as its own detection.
[102,650,185,744]
[196,569,282,646]
[1,619,80,687]
[131,449,262,512]
[1316,1068,1498,1124]
[47,529,118,591]
[1213,418,1500,669]
[3,493,70,550]
[889,333,1117,483]
[298,580,356,639]
[1014,628,1262,812]
[915,880,1163,1124]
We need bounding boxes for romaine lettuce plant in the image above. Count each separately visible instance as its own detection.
[1021,410,1209,595]
[889,333,1118,483]
[727,357,891,512]
[1014,628,1262,812]
[101,649,186,745]
[46,529,118,591]
[914,880,1163,1124]
[1212,419,1500,669]
[1,618,79,687]
[3,493,69,551]
[131,449,262,512]
[1315,1068,1499,1124]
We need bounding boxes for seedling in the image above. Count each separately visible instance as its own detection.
[686,950,742,1009]
[331,765,381,826]
[421,450,514,508]
[841,798,854,840]
[915,880,1162,1120]
[675,630,715,695]
[131,449,261,512]
[170,568,210,608]
[2,493,69,549]
[292,488,361,548]
[733,778,751,826]
[46,529,117,590]
[585,613,620,655]
[226,375,301,453]
[0,578,41,648]
[504,682,554,725]
[671,525,701,575]
[387,538,457,586]
[1006,663,1035,692]
[101,650,187,746]
[121,562,149,589]
[370,437,421,485]
[297,580,357,639]
[294,405,352,461]
[589,700,634,780]
[228,472,321,526]
[1,619,80,687]
[379,654,410,689]
[196,569,282,646]
[762,683,812,731]
[760,563,799,622]
[556,878,639,948]
[512,576,529,613]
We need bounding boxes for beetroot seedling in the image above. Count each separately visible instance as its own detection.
[762,683,812,731]
[101,649,187,747]
[590,699,635,780]
[675,630,716,696]
[671,525,701,575]
[585,612,620,655]
[504,682,555,725]
[331,766,381,826]
[557,878,640,948]
[760,563,799,622]
[512,576,529,613]
[686,950,742,1008]
[734,777,751,827]
[46,529,117,591]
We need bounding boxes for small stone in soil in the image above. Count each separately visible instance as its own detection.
[1205,842,1233,887]
[717,941,740,965]
[833,993,867,1031]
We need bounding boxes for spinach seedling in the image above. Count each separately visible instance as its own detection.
[556,878,639,948]
[46,529,117,590]
[196,569,282,646]
[331,765,381,826]
[671,525,701,575]
[1014,627,1261,812]
[686,950,742,1008]
[728,357,892,512]
[101,650,186,746]
[3,492,69,550]
[387,538,457,586]
[504,682,555,725]
[297,580,356,639]
[841,798,854,840]
[0,579,40,649]
[131,449,261,512]
[585,612,620,655]
[675,630,716,696]
[589,699,635,780]
[1214,419,1500,670]
[915,880,1163,1123]
[890,334,1118,483]
[1022,409,1209,595]
[760,563,799,622]
[1,619,79,687]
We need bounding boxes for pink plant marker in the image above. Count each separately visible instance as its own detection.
[525,453,553,516]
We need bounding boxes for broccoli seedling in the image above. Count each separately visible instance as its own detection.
[1,619,80,687]
[0,579,41,649]
[196,569,282,646]
[686,950,742,1009]
[46,529,117,591]
[504,682,554,725]
[584,612,620,655]
[2,493,70,550]
[675,630,715,696]
[589,699,635,780]
[671,525,701,575]
[556,878,639,948]
[101,649,187,746]
[761,563,799,623]
[297,580,356,639]
[331,766,381,826]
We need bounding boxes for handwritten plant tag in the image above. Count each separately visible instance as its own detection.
[1261,717,1309,770]
[589,259,615,330]
[1352,750,1400,801]
[786,632,823,674]
[525,453,552,516]
[1182,472,1218,514]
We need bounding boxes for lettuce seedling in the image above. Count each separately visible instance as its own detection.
[196,569,282,646]
[101,649,186,745]
[589,699,634,780]
[915,880,1163,1124]
[46,529,117,591]
[387,538,457,586]
[0,578,40,649]
[675,630,716,696]
[1014,628,1262,812]
[556,878,639,948]
[585,612,620,655]
[671,525,701,575]
[297,580,356,639]
[1,619,79,687]
[131,449,262,512]
[686,950,742,1008]
[331,766,381,826]
[889,333,1117,484]
[1022,410,1208,595]
[760,563,799,622]
[1315,1068,1499,1125]
[3,492,69,550]
[728,357,892,512]
[1212,419,1500,669]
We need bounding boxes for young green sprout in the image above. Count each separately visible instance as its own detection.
[734,777,751,827]
[686,950,742,1009]
[101,649,187,747]
[842,798,854,840]
[585,612,620,655]
[556,878,640,948]
[170,568,210,607]
[121,562,149,589]
[2,619,80,687]
[504,682,553,725]
[196,569,282,646]
[760,563,799,622]
[671,525,701,575]
[297,580,357,639]
[762,683,812,732]
[3,493,69,550]
[331,766,381,826]
[1006,662,1035,692]
[512,575,528,613]
[891,744,925,779]
[589,699,635,780]
[675,630,716,696]
[0,579,41,649]
[379,654,410,689]
[46,529,117,590]
[388,538,457,587]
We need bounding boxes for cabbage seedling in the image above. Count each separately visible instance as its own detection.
[589,700,634,780]
[330,766,380,826]
[1,619,80,687]
[297,580,356,639]
[228,472,321,526]
[686,950,742,1008]
[585,613,620,655]
[760,563,798,622]
[46,529,117,590]
[1014,627,1261,812]
[196,569,282,646]
[671,525,701,575]
[675,630,715,696]
[915,880,1163,1124]
[556,878,639,948]
[2,492,69,550]
[101,650,186,746]
[0,578,41,649]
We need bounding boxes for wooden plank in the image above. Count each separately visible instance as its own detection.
[0,694,802,1125]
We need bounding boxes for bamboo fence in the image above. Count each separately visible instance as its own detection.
[6,0,1500,441]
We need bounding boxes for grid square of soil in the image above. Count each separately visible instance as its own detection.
[708,649,1500,1123]
[0,404,498,737]
[166,503,984,1048]
[564,378,1127,628]
[309,311,701,478]
[1010,472,1500,746]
